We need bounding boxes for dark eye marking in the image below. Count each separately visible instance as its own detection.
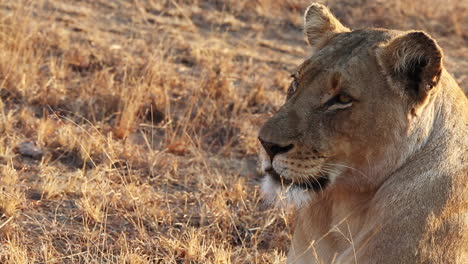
[287,74,299,99]
[323,93,354,111]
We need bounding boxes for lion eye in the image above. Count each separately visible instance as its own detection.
[324,93,354,111]
[291,80,298,93]
[287,78,298,99]
[337,94,352,104]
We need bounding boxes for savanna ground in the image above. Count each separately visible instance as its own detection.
[0,0,466,263]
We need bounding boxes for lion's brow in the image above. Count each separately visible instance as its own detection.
[294,59,317,79]
[293,59,321,81]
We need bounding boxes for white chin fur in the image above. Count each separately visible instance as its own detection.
[261,176,312,208]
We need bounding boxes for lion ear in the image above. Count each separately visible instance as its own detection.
[303,3,349,49]
[377,31,443,102]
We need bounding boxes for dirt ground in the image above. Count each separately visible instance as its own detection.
[0,0,466,263]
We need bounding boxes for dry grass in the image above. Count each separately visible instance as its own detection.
[0,0,465,263]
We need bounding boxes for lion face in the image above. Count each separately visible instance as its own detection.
[259,4,443,206]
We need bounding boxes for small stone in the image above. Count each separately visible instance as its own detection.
[16,141,44,160]
[26,189,42,201]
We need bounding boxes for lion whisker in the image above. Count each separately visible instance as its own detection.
[325,163,370,180]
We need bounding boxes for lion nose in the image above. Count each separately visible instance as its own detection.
[258,137,294,161]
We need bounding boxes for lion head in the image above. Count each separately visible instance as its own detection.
[258,3,445,206]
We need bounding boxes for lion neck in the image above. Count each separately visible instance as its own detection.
[392,71,465,176]
[355,70,464,194]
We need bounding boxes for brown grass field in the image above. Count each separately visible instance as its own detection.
[0,0,466,263]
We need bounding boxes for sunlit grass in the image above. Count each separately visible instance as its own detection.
[0,0,465,262]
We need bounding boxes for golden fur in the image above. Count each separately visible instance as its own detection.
[258,3,468,263]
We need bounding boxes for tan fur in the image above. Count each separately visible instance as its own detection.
[258,3,468,263]
[304,3,350,50]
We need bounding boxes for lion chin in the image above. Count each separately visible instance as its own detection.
[261,175,312,207]
[259,149,333,207]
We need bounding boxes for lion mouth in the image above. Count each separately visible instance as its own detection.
[265,167,329,191]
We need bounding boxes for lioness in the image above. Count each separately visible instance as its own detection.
[258,3,468,263]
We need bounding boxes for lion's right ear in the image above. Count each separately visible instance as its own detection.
[377,31,443,104]
[303,3,349,50]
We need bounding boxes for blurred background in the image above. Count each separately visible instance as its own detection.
[0,0,466,263]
